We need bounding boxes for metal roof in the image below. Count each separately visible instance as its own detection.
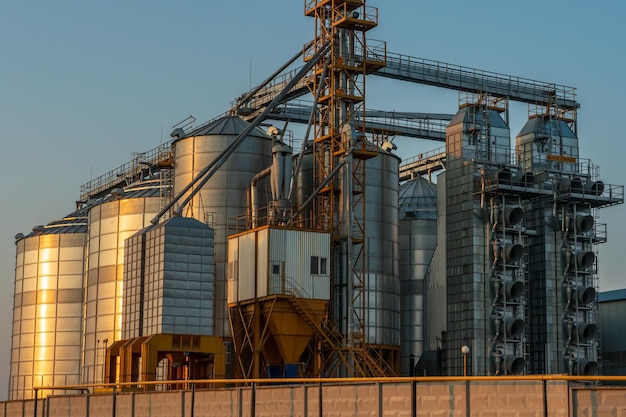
[184,115,271,139]
[448,107,509,129]
[399,176,438,220]
[517,116,577,138]
[598,289,626,303]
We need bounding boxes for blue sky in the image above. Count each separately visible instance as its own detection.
[1,1,625,399]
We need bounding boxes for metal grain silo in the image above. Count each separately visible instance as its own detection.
[294,147,401,359]
[172,115,273,338]
[82,182,163,384]
[10,208,88,400]
[360,149,401,348]
[398,176,438,376]
[122,216,215,339]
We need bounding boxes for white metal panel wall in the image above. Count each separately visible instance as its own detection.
[238,233,256,301]
[227,237,239,304]
[256,228,269,298]
[268,228,330,299]
[231,227,330,302]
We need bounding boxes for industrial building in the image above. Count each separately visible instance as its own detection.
[598,289,626,375]
[8,0,624,401]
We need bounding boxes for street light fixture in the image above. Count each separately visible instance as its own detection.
[461,345,470,376]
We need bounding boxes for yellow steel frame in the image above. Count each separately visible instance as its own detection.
[305,0,396,377]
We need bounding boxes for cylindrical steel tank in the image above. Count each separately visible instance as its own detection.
[82,182,163,384]
[398,176,438,376]
[361,149,401,347]
[294,147,314,228]
[295,148,401,350]
[172,115,273,338]
[10,209,88,400]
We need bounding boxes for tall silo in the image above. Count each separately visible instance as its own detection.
[10,208,88,400]
[398,176,438,376]
[516,116,600,375]
[294,146,401,374]
[443,97,525,376]
[360,149,401,349]
[172,115,273,339]
[82,181,163,384]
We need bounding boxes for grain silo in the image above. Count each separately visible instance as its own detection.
[81,181,164,384]
[172,115,273,339]
[10,208,88,400]
[398,176,438,376]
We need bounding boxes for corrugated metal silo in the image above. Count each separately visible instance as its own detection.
[294,148,401,354]
[10,209,88,400]
[82,182,163,384]
[398,176,438,376]
[122,216,215,339]
[172,115,273,338]
[360,150,401,348]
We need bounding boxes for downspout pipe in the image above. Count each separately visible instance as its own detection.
[250,166,272,228]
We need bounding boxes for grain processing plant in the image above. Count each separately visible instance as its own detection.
[8,0,624,401]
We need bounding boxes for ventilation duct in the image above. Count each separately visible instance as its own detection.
[584,180,604,196]
[505,319,525,338]
[505,244,525,263]
[575,286,596,305]
[492,242,525,265]
[572,215,594,234]
[576,323,597,342]
[559,178,584,193]
[504,207,525,226]
[489,168,512,184]
[571,359,598,376]
[565,319,597,342]
[494,352,525,375]
[491,206,524,227]
[512,171,534,187]
[564,250,595,272]
[575,252,595,270]
[493,278,525,300]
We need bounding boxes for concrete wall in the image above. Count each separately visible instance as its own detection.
[1,380,624,417]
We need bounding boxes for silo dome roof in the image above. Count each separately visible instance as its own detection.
[399,176,438,220]
[20,204,91,240]
[184,115,271,139]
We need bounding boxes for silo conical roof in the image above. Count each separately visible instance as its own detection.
[184,115,270,139]
[399,176,438,220]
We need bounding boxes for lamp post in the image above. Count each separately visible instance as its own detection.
[461,345,470,376]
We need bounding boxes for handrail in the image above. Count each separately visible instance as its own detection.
[32,373,626,396]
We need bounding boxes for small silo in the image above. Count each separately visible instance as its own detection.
[398,176,438,376]
[172,115,273,338]
[122,216,215,338]
[516,116,579,174]
[82,181,163,384]
[10,208,88,400]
